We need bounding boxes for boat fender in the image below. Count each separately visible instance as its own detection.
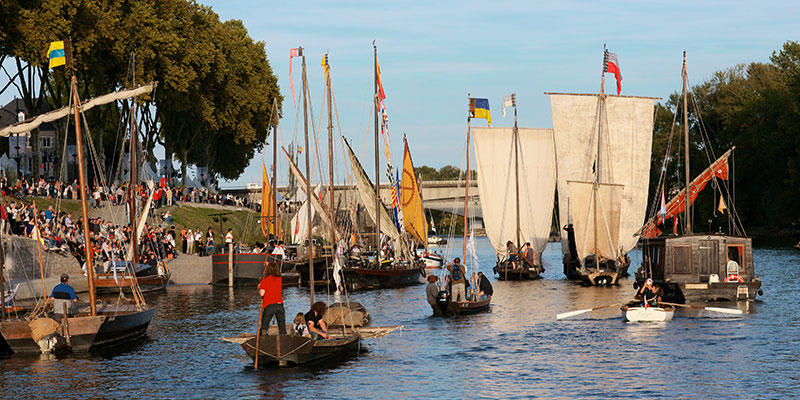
[723,274,744,283]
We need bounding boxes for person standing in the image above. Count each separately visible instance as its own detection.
[522,242,536,270]
[425,275,441,315]
[206,227,215,255]
[225,228,234,248]
[446,257,467,303]
[186,229,194,255]
[258,262,286,335]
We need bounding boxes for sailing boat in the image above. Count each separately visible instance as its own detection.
[473,93,556,281]
[547,48,657,286]
[636,53,762,303]
[0,67,156,353]
[400,136,443,270]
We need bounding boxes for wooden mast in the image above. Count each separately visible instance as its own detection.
[682,51,692,234]
[326,54,336,257]
[129,53,139,271]
[373,42,381,262]
[0,225,5,320]
[512,93,520,251]
[462,97,471,263]
[272,99,279,238]
[72,75,97,316]
[300,47,314,305]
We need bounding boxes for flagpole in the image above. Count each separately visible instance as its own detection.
[682,51,692,234]
[326,54,337,264]
[512,93,520,254]
[300,47,314,305]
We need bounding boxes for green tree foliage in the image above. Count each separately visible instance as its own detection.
[0,0,281,182]
[414,164,475,181]
[650,41,800,229]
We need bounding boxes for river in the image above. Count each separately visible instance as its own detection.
[1,237,797,399]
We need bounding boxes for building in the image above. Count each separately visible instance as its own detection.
[0,98,59,178]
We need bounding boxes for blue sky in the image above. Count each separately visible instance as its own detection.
[207,0,799,187]
[3,1,798,188]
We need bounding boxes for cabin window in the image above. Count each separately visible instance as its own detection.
[726,244,745,275]
[671,245,692,274]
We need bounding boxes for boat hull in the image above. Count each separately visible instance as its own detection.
[240,333,360,368]
[422,254,444,269]
[621,305,674,322]
[94,274,169,294]
[0,305,156,354]
[212,253,306,286]
[654,280,763,303]
[342,266,423,291]
[493,263,542,281]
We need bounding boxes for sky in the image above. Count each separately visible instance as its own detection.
[3,1,799,188]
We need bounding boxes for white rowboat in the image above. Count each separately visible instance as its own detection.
[621,304,675,322]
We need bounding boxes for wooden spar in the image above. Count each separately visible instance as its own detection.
[326,54,336,256]
[683,51,692,234]
[72,76,97,316]
[272,99,278,238]
[301,48,314,305]
[512,94,520,251]
[0,224,5,320]
[33,201,46,300]
[129,71,138,280]
[373,42,381,262]
[462,101,471,263]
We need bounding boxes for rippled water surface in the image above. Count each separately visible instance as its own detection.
[1,238,798,399]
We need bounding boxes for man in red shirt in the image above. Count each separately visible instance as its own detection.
[258,262,286,335]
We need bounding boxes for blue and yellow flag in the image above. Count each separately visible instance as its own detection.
[48,41,66,69]
[469,98,491,126]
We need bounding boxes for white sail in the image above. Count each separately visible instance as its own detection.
[283,148,340,242]
[568,181,623,261]
[291,183,322,244]
[548,93,655,258]
[473,127,556,260]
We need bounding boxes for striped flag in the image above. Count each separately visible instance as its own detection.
[289,47,302,106]
[48,41,66,69]
[659,187,666,223]
[603,49,622,95]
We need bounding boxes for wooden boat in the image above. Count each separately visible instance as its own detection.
[621,303,675,322]
[421,251,444,269]
[2,306,27,317]
[636,54,762,303]
[473,94,555,282]
[0,77,157,355]
[211,252,312,286]
[94,262,169,294]
[341,261,423,291]
[548,48,657,285]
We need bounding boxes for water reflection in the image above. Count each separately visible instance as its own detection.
[1,239,797,399]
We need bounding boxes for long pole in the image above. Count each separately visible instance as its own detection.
[683,51,692,234]
[0,227,5,320]
[301,48,314,305]
[72,77,97,316]
[326,55,336,256]
[33,201,46,300]
[373,43,381,262]
[512,94,520,251]
[129,73,138,270]
[272,100,278,238]
[463,105,471,263]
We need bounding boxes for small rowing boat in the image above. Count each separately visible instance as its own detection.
[621,302,675,322]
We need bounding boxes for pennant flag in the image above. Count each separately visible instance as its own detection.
[297,145,303,154]
[376,57,386,105]
[289,48,302,106]
[673,215,679,235]
[659,187,666,224]
[48,41,66,69]
[718,195,727,214]
[502,94,514,118]
[430,214,436,234]
[603,49,622,95]
[469,98,491,126]
[321,53,329,80]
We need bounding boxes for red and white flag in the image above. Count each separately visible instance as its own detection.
[289,48,301,106]
[605,50,622,95]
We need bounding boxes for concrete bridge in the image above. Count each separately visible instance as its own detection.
[221,179,482,219]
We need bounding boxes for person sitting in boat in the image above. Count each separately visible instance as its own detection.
[293,313,310,337]
[506,241,519,269]
[477,272,493,301]
[50,273,78,317]
[305,301,331,340]
[637,278,660,308]
[446,258,467,303]
[258,262,286,336]
[426,275,441,315]
[522,242,535,271]
[271,241,286,258]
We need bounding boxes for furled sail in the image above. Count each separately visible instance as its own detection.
[548,93,656,258]
[0,83,156,137]
[568,181,623,261]
[400,139,427,245]
[472,127,556,260]
[343,138,413,261]
[283,148,340,242]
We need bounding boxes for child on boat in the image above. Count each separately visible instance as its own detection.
[293,313,310,337]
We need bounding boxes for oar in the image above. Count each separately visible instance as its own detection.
[659,302,743,315]
[253,262,268,369]
[557,303,623,320]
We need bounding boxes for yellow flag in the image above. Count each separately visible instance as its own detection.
[400,139,427,245]
[321,54,329,79]
[260,161,275,238]
[718,195,727,214]
[48,41,66,69]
